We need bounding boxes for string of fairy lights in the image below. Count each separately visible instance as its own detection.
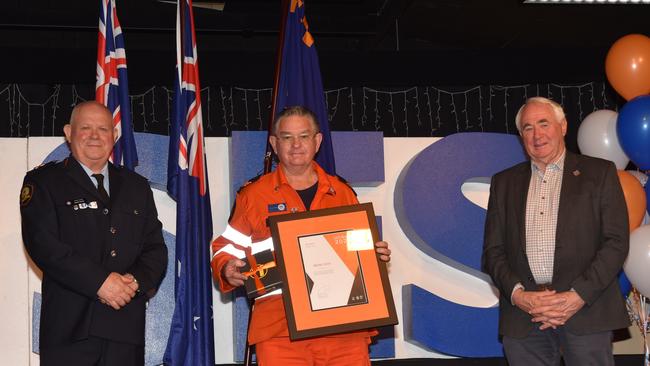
[0,82,619,139]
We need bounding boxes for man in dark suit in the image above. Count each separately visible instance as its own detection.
[20,101,167,366]
[482,97,630,366]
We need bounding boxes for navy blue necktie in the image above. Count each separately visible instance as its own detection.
[92,173,110,203]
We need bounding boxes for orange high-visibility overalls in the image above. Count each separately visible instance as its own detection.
[211,162,375,365]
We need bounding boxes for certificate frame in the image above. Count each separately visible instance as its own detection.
[268,202,398,340]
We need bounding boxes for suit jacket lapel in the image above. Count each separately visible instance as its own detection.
[108,163,122,206]
[65,157,105,202]
[514,163,531,254]
[555,151,579,251]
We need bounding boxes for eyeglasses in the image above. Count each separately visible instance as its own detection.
[275,133,317,144]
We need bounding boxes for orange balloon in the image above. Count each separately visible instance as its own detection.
[605,34,650,101]
[617,170,647,231]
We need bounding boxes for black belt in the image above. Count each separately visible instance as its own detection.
[535,283,553,291]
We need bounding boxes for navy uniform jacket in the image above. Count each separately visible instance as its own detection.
[20,157,167,347]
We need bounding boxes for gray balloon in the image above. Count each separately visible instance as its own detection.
[624,225,650,298]
[577,109,629,169]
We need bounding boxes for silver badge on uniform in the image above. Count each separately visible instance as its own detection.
[70,198,92,210]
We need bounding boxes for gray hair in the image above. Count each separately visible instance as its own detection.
[514,97,566,132]
[272,106,320,135]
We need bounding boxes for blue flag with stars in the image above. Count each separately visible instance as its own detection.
[276,0,336,174]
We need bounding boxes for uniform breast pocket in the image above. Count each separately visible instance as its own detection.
[112,206,147,246]
[55,200,103,255]
[56,200,100,224]
[263,211,289,229]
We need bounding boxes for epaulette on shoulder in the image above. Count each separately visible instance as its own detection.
[29,160,57,173]
[335,174,357,196]
[236,174,263,194]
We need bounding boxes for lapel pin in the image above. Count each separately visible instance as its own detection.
[573,170,580,176]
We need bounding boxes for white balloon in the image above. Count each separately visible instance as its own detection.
[626,169,648,187]
[624,225,650,298]
[577,110,629,169]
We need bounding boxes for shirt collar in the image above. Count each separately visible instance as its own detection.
[77,159,109,187]
[531,150,566,174]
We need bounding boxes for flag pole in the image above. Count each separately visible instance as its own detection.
[247,2,290,364]
[263,0,291,174]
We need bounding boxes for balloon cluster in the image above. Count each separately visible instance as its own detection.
[583,34,650,360]
[595,34,650,300]
[578,34,650,299]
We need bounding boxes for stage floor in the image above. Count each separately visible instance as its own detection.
[219,355,644,366]
[371,355,644,365]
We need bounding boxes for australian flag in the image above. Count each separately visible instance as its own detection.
[95,0,138,170]
[164,0,215,365]
[276,0,336,174]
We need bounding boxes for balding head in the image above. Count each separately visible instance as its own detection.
[69,101,113,127]
[63,101,116,172]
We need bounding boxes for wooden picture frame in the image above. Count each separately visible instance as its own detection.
[268,202,398,340]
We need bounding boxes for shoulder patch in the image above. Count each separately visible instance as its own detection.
[237,174,263,194]
[20,183,34,206]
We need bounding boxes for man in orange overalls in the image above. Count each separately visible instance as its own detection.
[211,106,391,366]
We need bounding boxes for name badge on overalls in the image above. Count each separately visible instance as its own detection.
[268,203,287,213]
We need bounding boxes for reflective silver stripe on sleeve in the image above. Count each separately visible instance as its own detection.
[213,225,253,259]
[221,224,253,246]
[212,225,275,259]
[214,244,246,259]
[251,237,274,255]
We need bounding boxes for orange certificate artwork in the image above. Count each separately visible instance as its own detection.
[268,202,398,340]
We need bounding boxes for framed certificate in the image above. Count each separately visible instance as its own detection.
[268,202,398,340]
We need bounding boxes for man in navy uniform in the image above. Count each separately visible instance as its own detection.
[20,101,167,366]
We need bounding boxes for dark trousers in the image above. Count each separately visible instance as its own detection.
[503,327,614,366]
[40,337,144,366]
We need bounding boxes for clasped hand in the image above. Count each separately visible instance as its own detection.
[97,272,139,310]
[513,289,585,330]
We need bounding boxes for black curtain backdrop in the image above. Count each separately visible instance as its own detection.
[0,82,622,155]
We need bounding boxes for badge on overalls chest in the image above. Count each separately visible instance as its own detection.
[268,203,287,213]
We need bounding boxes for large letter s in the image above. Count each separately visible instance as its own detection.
[395,133,526,357]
